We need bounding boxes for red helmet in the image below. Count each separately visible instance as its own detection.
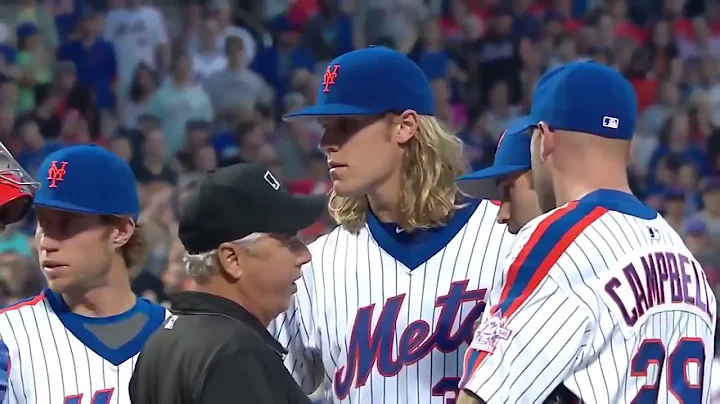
[0,142,38,228]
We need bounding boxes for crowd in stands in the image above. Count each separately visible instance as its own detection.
[0,0,718,315]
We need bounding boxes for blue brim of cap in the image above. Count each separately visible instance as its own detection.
[284,104,385,121]
[34,199,139,221]
[456,164,530,199]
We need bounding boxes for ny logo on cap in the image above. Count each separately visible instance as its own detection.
[603,116,619,129]
[264,170,280,190]
[322,64,340,93]
[47,161,68,188]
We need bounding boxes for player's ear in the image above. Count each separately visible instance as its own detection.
[537,121,555,162]
[110,217,135,248]
[394,110,419,144]
[216,242,242,280]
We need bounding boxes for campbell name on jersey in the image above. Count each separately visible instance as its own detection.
[462,190,716,404]
[0,289,168,404]
[272,199,514,404]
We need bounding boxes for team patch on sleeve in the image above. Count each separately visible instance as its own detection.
[468,309,511,354]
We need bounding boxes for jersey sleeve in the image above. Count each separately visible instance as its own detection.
[461,278,591,402]
[268,262,323,393]
[461,202,605,403]
[0,339,8,403]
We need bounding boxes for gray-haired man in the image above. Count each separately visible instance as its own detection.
[129,163,325,403]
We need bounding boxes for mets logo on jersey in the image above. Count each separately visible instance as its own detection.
[469,309,511,354]
[333,280,487,399]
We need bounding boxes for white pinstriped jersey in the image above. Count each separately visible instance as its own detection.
[461,189,717,404]
[271,199,514,403]
[0,289,168,404]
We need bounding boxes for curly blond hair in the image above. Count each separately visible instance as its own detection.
[329,115,467,233]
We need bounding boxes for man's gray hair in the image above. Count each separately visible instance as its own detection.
[182,233,263,279]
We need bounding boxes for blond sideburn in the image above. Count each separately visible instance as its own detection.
[329,115,467,233]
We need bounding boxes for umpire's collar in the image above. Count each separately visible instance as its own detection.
[170,291,288,357]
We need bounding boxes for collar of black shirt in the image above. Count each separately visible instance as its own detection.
[170,291,288,357]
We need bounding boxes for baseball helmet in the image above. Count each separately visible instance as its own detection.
[0,141,38,228]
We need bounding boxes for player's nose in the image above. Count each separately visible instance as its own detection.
[295,243,312,266]
[497,203,510,225]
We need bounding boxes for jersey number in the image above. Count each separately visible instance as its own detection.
[431,377,459,404]
[631,338,705,404]
[64,388,114,404]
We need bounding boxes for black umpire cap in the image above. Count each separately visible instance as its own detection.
[178,163,327,254]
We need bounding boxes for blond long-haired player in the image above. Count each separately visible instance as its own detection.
[270,46,514,404]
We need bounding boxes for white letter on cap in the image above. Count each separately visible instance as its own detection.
[264,171,280,190]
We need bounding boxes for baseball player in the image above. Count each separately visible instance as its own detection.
[0,145,169,404]
[458,61,717,404]
[0,141,40,404]
[271,46,514,404]
[457,116,540,235]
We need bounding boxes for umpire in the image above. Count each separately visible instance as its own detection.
[129,163,325,403]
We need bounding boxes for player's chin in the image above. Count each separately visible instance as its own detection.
[331,180,367,198]
[45,278,74,294]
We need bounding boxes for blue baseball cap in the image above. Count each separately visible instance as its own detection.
[685,218,707,236]
[529,61,637,140]
[456,116,534,198]
[34,145,140,221]
[284,47,434,119]
[16,23,39,39]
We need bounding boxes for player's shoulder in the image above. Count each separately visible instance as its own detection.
[307,225,343,258]
[0,291,48,317]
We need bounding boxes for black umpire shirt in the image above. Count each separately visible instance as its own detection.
[128,292,312,404]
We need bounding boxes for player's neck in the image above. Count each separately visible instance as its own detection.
[366,170,402,223]
[554,167,633,207]
[62,258,137,318]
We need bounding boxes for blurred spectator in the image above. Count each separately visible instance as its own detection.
[663,188,688,233]
[203,35,272,131]
[251,16,314,105]
[460,112,497,171]
[191,16,226,83]
[15,116,61,177]
[303,0,353,64]
[173,0,204,51]
[189,0,257,68]
[103,0,169,92]
[147,52,213,158]
[0,75,18,112]
[648,112,708,188]
[14,0,60,50]
[647,19,679,78]
[160,238,195,298]
[16,23,53,114]
[62,82,103,142]
[176,120,211,172]
[121,62,157,129]
[0,106,19,154]
[691,177,720,245]
[132,125,177,185]
[484,80,522,140]
[640,80,681,136]
[57,9,117,111]
[684,218,720,285]
[0,251,44,306]
[109,134,134,164]
[469,3,526,108]
[192,144,219,173]
[356,0,427,51]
